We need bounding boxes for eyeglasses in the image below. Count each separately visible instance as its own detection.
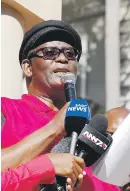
[27,47,80,61]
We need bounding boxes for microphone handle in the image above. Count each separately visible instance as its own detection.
[64,82,76,101]
[78,150,87,159]
[74,150,87,188]
[69,132,78,154]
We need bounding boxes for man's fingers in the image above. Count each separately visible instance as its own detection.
[67,171,86,190]
[67,177,73,188]
[68,172,77,186]
[74,171,86,189]
[74,156,85,169]
[73,165,80,180]
[76,174,84,189]
[67,184,74,191]
[82,170,86,176]
[75,162,84,175]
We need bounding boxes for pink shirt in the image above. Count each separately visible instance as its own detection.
[1,94,120,191]
[81,167,120,191]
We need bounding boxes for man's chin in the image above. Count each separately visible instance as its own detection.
[51,82,64,90]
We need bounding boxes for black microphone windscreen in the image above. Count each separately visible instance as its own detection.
[51,137,72,191]
[89,114,108,134]
[77,114,111,166]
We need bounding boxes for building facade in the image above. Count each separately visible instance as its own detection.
[63,0,130,110]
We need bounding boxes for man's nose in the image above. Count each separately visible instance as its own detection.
[55,53,68,64]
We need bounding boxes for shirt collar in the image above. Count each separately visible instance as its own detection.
[22,94,58,113]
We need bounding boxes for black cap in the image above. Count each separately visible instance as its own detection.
[19,20,82,64]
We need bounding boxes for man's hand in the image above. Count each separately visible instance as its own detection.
[47,153,85,187]
[51,102,70,137]
[66,171,86,191]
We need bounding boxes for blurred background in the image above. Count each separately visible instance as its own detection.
[1,0,130,114]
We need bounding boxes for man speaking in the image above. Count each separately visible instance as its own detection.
[1,20,119,191]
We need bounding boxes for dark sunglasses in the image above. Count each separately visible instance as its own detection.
[27,47,80,61]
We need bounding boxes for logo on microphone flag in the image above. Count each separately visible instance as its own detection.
[66,99,91,120]
[82,131,108,150]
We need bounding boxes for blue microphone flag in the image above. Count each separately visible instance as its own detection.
[66,99,91,120]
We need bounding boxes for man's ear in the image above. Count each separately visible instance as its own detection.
[21,59,32,78]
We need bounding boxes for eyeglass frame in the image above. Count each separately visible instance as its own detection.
[27,47,81,61]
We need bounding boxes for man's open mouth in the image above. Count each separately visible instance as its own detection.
[54,69,69,75]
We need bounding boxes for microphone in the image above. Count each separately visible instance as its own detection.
[61,72,76,102]
[76,114,113,167]
[51,137,71,153]
[40,99,91,191]
[91,113,130,187]
[61,73,91,154]
[55,98,91,191]
[54,73,91,191]
[65,98,91,154]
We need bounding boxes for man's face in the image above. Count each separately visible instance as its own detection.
[27,41,78,90]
